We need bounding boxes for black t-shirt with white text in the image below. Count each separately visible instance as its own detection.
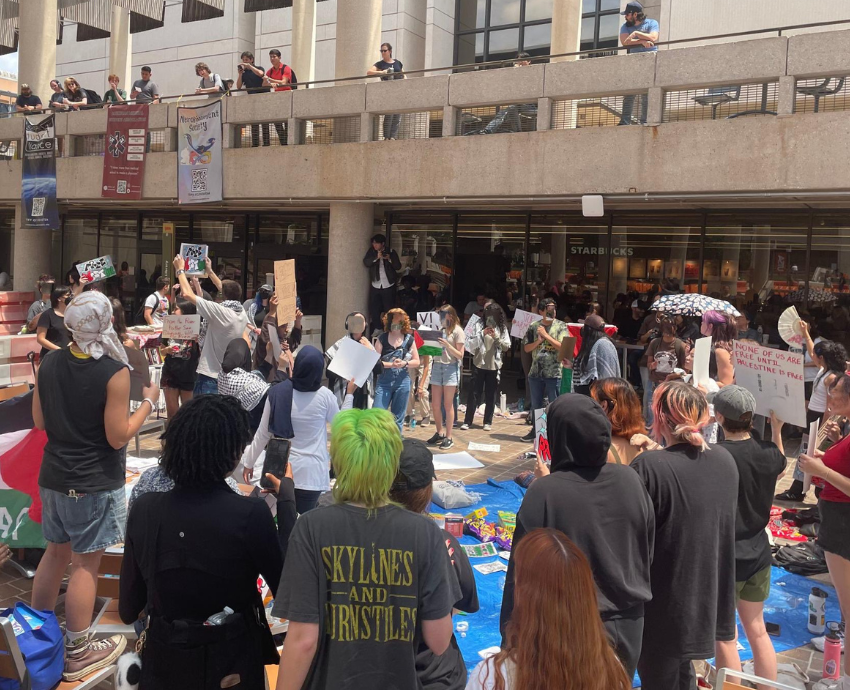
[273,503,461,690]
[375,60,404,80]
[719,437,787,581]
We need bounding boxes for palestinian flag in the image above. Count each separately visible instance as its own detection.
[414,329,443,357]
[566,323,619,359]
[0,389,47,548]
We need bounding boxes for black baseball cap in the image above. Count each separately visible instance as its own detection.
[392,439,435,491]
[622,1,643,14]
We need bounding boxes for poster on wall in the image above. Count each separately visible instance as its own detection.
[102,104,149,199]
[177,100,222,204]
[21,114,59,230]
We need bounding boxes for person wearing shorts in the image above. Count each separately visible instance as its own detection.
[31,291,160,681]
[425,305,465,450]
[161,297,200,417]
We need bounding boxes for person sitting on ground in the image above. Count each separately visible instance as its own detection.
[631,381,738,689]
[32,290,159,681]
[35,286,70,361]
[273,408,458,690]
[589,377,647,465]
[573,314,620,396]
[712,386,786,686]
[471,528,631,690]
[119,395,283,689]
[217,338,271,433]
[389,438,480,689]
[501,394,654,678]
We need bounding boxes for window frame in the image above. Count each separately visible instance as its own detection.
[454,0,553,66]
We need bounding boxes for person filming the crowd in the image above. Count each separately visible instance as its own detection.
[363,234,401,334]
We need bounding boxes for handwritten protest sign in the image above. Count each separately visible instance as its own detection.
[76,255,116,284]
[162,315,200,340]
[274,260,297,324]
[733,341,805,427]
[692,336,712,388]
[326,336,381,387]
[179,243,208,276]
[510,309,537,339]
[417,312,440,329]
[464,313,481,339]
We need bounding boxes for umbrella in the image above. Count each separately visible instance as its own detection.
[786,288,836,304]
[651,293,741,318]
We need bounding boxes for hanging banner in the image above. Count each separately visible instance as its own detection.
[102,104,149,199]
[177,99,222,204]
[21,114,59,230]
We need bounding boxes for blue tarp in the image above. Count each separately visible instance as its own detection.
[431,480,841,683]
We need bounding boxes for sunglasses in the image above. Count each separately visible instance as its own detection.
[381,49,390,52]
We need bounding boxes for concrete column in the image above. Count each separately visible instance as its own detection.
[536,97,552,131]
[334,0,382,82]
[442,106,458,137]
[327,203,374,344]
[777,75,796,118]
[360,113,375,142]
[18,0,58,103]
[287,118,304,145]
[550,0,581,63]
[646,86,664,125]
[12,204,52,294]
[109,4,133,92]
[291,0,317,85]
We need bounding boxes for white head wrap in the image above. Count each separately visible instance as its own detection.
[64,291,130,367]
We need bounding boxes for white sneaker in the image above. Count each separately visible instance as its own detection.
[459,423,469,431]
[812,624,846,653]
[483,424,492,431]
[813,680,842,690]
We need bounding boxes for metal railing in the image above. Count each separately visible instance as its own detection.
[663,82,779,122]
[237,122,288,147]
[795,76,850,114]
[372,111,442,141]
[456,104,538,136]
[304,117,360,145]
[552,95,646,129]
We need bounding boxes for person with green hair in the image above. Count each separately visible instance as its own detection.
[272,408,458,690]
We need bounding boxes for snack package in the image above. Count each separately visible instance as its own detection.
[465,507,488,521]
[444,514,464,538]
[465,517,497,543]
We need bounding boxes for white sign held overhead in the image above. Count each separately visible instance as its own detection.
[162,315,200,340]
[733,341,806,427]
[510,309,537,339]
[326,336,381,388]
[417,312,441,329]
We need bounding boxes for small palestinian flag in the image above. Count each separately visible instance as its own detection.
[414,329,443,357]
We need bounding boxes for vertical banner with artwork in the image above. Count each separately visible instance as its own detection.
[102,104,149,199]
[177,100,223,204]
[21,114,59,229]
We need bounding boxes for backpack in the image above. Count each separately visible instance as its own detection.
[773,541,828,576]
[285,65,298,89]
[84,88,102,105]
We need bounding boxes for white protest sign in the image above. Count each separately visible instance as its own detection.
[464,313,481,339]
[733,340,806,427]
[431,452,484,471]
[76,255,116,284]
[267,324,282,361]
[162,315,200,340]
[326,336,381,387]
[417,312,441,329]
[510,309,537,339]
[802,417,819,493]
[179,243,209,276]
[692,336,712,388]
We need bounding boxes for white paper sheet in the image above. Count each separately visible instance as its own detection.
[692,336,712,388]
[417,312,441,329]
[267,324,282,361]
[431,451,485,470]
[468,442,500,453]
[510,309,537,339]
[326,336,381,387]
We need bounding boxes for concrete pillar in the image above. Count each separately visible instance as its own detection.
[777,75,796,118]
[442,106,458,137]
[550,0,581,63]
[12,204,52,294]
[109,4,133,92]
[360,112,375,142]
[327,203,375,344]
[334,0,382,82]
[536,97,552,131]
[291,0,316,85]
[18,0,58,103]
[646,86,664,125]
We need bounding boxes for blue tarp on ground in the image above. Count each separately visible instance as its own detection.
[431,480,841,683]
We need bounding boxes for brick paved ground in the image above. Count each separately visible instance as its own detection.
[0,405,837,688]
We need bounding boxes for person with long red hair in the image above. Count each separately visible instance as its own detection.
[468,528,631,690]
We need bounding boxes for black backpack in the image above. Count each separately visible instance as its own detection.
[773,541,828,576]
[286,65,298,89]
[84,88,103,105]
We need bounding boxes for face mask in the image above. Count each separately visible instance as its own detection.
[347,315,366,335]
[390,323,402,332]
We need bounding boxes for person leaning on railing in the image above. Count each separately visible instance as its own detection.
[62,77,87,111]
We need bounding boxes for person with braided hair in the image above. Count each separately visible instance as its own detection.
[119,394,284,690]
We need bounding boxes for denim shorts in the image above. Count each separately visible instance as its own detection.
[40,486,127,554]
[431,361,460,387]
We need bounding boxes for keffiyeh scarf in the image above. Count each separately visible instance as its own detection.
[217,367,269,412]
[64,291,130,368]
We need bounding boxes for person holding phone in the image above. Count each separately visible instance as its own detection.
[363,234,401,335]
[240,346,357,514]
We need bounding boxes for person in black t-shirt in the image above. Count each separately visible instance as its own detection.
[236,50,278,147]
[713,386,786,684]
[15,84,42,113]
[273,408,458,690]
[631,380,738,690]
[389,438,479,690]
[48,79,68,110]
[36,286,71,360]
[367,42,405,140]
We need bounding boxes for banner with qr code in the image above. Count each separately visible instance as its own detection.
[21,114,59,230]
[177,100,223,205]
[101,104,149,199]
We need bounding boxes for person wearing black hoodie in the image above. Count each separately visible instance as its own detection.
[499,394,655,678]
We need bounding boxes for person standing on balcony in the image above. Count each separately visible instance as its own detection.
[367,43,405,140]
[195,63,225,97]
[104,75,127,105]
[236,51,272,147]
[479,53,535,134]
[263,49,291,144]
[131,66,160,105]
[618,2,658,126]
[48,79,67,110]
[363,233,401,335]
[15,84,42,113]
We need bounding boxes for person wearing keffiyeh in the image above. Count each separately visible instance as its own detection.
[217,339,271,432]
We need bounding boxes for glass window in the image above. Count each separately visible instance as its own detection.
[258,215,319,248]
[580,16,596,47]
[810,213,850,349]
[490,0,521,26]
[457,32,485,65]
[488,27,520,58]
[193,214,245,244]
[582,0,596,11]
[457,0,486,31]
[529,215,608,321]
[581,0,622,53]
[598,13,621,46]
[522,22,551,55]
[100,214,139,312]
[524,0,553,21]
[62,215,98,281]
[391,215,455,309]
[141,215,189,243]
[600,0,620,10]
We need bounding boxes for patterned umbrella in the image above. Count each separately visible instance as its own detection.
[786,288,836,304]
[651,293,741,318]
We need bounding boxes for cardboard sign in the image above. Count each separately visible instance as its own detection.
[274,260,297,324]
[162,314,200,340]
[510,309,537,339]
[417,312,441,329]
[326,336,381,387]
[733,340,805,427]
[464,313,481,338]
[76,255,116,284]
[179,243,208,276]
[558,336,577,363]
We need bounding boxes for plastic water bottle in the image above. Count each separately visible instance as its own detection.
[500,393,507,415]
[517,397,525,412]
[410,417,416,430]
[204,606,234,626]
[808,587,828,634]
[823,624,842,680]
